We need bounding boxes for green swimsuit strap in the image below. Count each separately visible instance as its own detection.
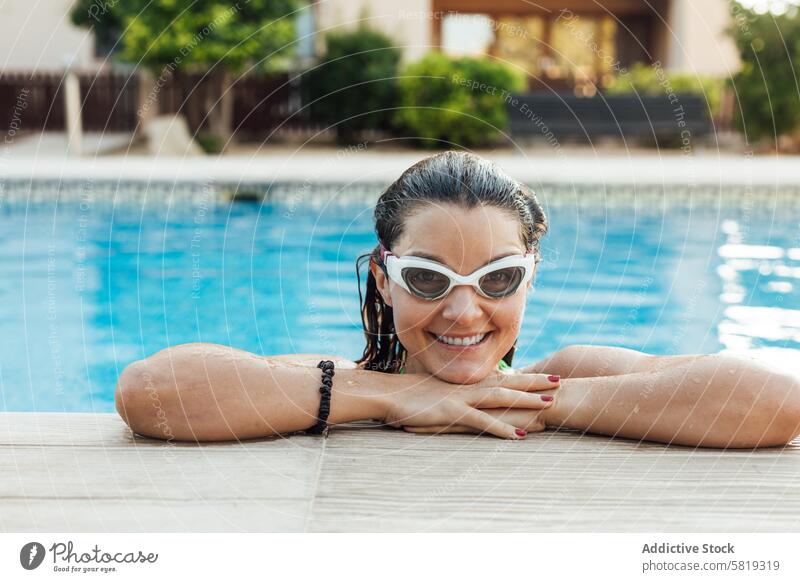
[497,359,513,372]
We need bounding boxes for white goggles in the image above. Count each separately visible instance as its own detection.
[379,244,537,300]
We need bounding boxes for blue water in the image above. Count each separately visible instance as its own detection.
[2,198,799,412]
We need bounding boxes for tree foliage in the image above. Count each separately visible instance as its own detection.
[302,26,401,143]
[70,0,300,143]
[605,62,726,118]
[728,2,800,141]
[72,0,299,72]
[70,0,123,57]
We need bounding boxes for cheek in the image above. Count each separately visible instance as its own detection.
[492,297,526,334]
[390,290,437,336]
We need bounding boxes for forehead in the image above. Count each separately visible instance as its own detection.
[393,203,525,269]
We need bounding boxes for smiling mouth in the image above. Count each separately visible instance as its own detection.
[428,331,493,348]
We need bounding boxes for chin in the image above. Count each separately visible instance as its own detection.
[430,361,493,385]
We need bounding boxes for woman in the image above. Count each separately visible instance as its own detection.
[116,151,800,448]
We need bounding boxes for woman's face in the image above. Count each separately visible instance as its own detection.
[371,202,533,384]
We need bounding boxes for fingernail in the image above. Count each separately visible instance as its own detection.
[540,395,554,402]
[515,428,527,437]
[548,375,560,382]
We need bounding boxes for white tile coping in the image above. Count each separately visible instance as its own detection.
[2,152,800,188]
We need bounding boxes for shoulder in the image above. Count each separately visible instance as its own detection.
[267,354,359,369]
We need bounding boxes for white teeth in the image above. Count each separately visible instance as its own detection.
[436,333,487,346]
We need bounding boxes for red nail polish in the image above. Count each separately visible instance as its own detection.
[515,428,527,437]
[548,375,560,382]
[541,395,554,402]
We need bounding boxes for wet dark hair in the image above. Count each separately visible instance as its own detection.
[354,150,547,374]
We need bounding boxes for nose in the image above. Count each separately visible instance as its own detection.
[439,285,484,325]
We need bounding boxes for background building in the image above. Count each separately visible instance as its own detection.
[315,0,740,92]
[0,0,102,71]
[1,1,739,81]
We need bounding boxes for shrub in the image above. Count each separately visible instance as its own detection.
[302,26,401,144]
[394,53,526,148]
[605,62,725,118]
[727,2,800,142]
[196,133,224,154]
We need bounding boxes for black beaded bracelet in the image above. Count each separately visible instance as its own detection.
[306,360,335,435]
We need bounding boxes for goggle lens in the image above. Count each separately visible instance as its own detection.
[402,268,451,299]
[401,265,526,299]
[478,266,525,297]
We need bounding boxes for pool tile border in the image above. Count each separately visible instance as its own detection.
[3,179,800,211]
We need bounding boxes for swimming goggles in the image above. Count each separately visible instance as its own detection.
[379,244,536,300]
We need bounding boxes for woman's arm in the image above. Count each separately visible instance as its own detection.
[115,342,560,442]
[408,347,800,448]
[115,343,385,441]
[524,344,694,378]
[539,351,800,448]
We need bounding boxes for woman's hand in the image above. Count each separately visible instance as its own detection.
[400,408,551,436]
[382,371,560,439]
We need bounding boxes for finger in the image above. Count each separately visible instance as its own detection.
[459,408,528,439]
[514,355,561,375]
[498,373,561,391]
[402,425,476,434]
[514,362,546,375]
[484,409,547,434]
[468,387,555,409]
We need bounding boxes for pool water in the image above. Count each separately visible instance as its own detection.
[2,197,799,412]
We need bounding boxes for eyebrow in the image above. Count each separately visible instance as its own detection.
[406,251,521,269]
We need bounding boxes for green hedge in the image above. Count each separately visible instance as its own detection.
[605,62,725,118]
[302,26,401,144]
[394,53,526,148]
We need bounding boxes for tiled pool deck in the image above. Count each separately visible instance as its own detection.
[2,413,800,532]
